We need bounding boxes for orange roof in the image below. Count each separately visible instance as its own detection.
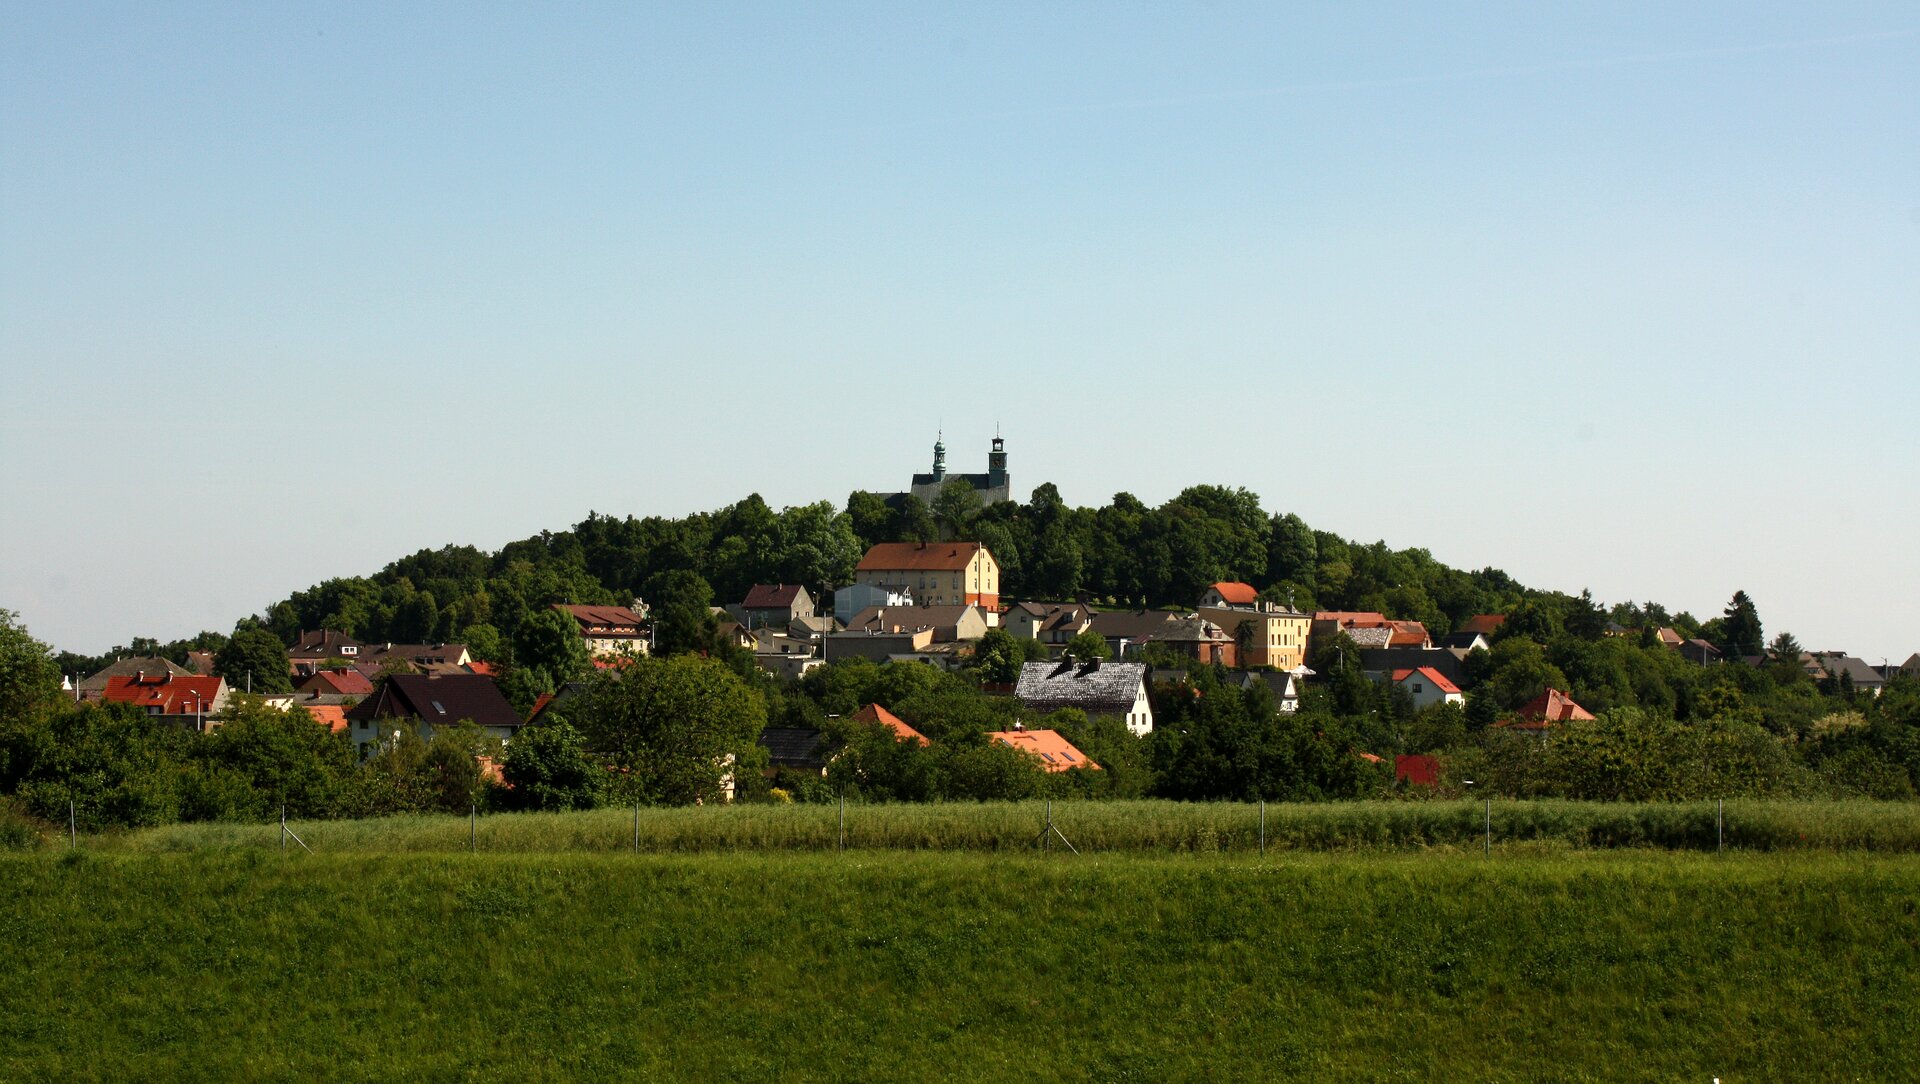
[467,660,498,677]
[1208,582,1258,605]
[1315,611,1388,625]
[1458,615,1507,636]
[850,703,929,746]
[1508,688,1594,726]
[986,728,1100,772]
[301,704,349,734]
[99,673,223,715]
[856,542,987,572]
[1391,667,1460,694]
[300,669,374,696]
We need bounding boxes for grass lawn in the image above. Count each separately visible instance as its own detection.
[3,849,1916,1081]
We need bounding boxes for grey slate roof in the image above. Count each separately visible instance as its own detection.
[1358,648,1467,686]
[346,674,523,731]
[758,727,837,770]
[1014,658,1147,713]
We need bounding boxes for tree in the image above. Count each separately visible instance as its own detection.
[931,479,983,540]
[0,609,60,723]
[512,606,592,684]
[643,569,719,658]
[1721,591,1764,659]
[969,628,1043,685]
[1065,629,1111,662]
[197,696,351,818]
[572,655,767,805]
[214,627,293,694]
[501,720,602,811]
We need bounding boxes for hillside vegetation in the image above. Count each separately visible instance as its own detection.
[2,850,1915,1081]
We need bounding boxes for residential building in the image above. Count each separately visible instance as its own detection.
[1002,602,1092,652]
[759,728,836,776]
[1438,631,1490,654]
[1224,669,1301,713]
[1458,615,1507,637]
[844,604,988,643]
[1803,652,1889,697]
[1679,639,1723,666]
[1144,616,1236,667]
[1391,667,1463,710]
[554,604,651,658]
[849,703,929,746]
[1360,647,1468,688]
[1200,599,1312,671]
[731,584,817,630]
[986,727,1099,772]
[1086,610,1181,659]
[823,627,935,664]
[834,583,913,627]
[295,669,375,697]
[854,542,999,610]
[78,656,192,700]
[1312,612,1432,650]
[1499,688,1594,732]
[1199,581,1260,608]
[1014,657,1153,736]
[345,674,524,757]
[98,672,230,731]
[1395,755,1441,787]
[289,630,366,675]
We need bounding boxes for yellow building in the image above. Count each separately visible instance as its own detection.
[854,542,1000,610]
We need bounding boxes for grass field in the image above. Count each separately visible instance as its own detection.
[3,848,1917,1081]
[74,797,1920,855]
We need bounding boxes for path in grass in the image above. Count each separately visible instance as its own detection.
[3,850,1916,1081]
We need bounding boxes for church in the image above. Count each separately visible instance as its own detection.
[901,433,1013,507]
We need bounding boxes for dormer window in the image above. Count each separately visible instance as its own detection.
[341,646,358,656]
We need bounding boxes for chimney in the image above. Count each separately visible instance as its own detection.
[135,669,144,682]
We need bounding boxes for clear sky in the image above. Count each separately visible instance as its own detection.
[3,3,1916,663]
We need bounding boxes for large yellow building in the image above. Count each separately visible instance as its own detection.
[854,542,1000,610]
[1196,583,1310,671]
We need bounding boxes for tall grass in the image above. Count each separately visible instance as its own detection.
[95,798,1920,855]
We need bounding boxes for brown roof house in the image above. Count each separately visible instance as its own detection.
[1014,656,1153,736]
[1143,616,1237,667]
[987,726,1099,772]
[731,585,817,630]
[844,604,988,643]
[1002,602,1093,651]
[345,673,524,757]
[555,604,651,659]
[1498,688,1595,732]
[78,656,193,700]
[855,542,999,610]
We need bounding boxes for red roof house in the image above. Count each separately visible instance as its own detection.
[1390,666,1463,709]
[295,669,375,697]
[1201,581,1259,607]
[1500,688,1595,731]
[986,727,1099,772]
[1395,754,1441,787]
[99,673,229,730]
[850,703,929,746]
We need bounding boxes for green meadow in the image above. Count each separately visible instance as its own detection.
[3,846,1916,1081]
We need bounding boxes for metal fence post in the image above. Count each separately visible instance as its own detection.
[281,805,287,851]
[1484,799,1491,856]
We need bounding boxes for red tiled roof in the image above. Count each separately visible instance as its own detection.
[556,604,646,629]
[1396,754,1440,786]
[301,704,349,734]
[1391,667,1461,694]
[856,542,987,572]
[298,670,374,696]
[850,703,929,746]
[986,728,1100,772]
[100,673,224,715]
[1208,582,1258,605]
[1458,615,1507,636]
[1509,688,1594,726]
[467,660,498,677]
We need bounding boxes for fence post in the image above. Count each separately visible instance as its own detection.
[1259,801,1266,856]
[1484,799,1491,856]
[1044,800,1052,854]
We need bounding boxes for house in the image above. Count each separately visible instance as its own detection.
[78,656,192,700]
[344,674,524,758]
[184,649,217,675]
[833,583,913,626]
[297,702,350,735]
[1312,612,1432,650]
[1198,581,1259,608]
[1438,631,1490,654]
[1654,627,1684,649]
[986,726,1098,772]
[1457,615,1507,637]
[731,584,817,630]
[98,672,230,731]
[1002,602,1092,651]
[554,604,651,658]
[1679,639,1723,666]
[1014,657,1153,736]
[289,630,366,675]
[1086,610,1181,659]
[854,541,1000,610]
[844,604,988,643]
[1360,647,1468,688]
[295,669,375,697]
[1391,667,1463,710]
[1224,669,1301,713]
[1499,688,1595,731]
[758,727,837,775]
[823,627,935,664]
[905,433,1013,507]
[849,703,928,745]
[1144,616,1236,667]
[1199,598,1312,671]
[1803,652,1888,697]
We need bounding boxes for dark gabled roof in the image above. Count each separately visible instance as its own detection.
[1014,658,1147,712]
[758,727,838,770]
[291,630,364,657]
[740,584,808,610]
[1439,631,1488,651]
[556,604,646,629]
[1086,610,1180,640]
[346,674,523,730]
[80,656,191,691]
[1359,648,1467,685]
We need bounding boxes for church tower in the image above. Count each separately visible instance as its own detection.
[931,432,947,482]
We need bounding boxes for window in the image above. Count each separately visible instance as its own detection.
[431,700,447,715]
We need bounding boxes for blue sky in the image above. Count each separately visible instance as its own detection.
[3,3,1916,662]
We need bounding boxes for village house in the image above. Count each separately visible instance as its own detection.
[848,703,929,745]
[1391,667,1464,710]
[554,604,651,658]
[97,671,230,731]
[844,604,989,643]
[833,582,913,626]
[854,541,999,610]
[1086,610,1182,660]
[77,656,192,700]
[1144,616,1237,667]
[344,673,524,758]
[986,726,1099,772]
[730,584,817,630]
[1312,611,1432,651]
[1198,584,1311,671]
[1497,688,1595,732]
[1014,656,1153,736]
[1001,601,1093,653]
